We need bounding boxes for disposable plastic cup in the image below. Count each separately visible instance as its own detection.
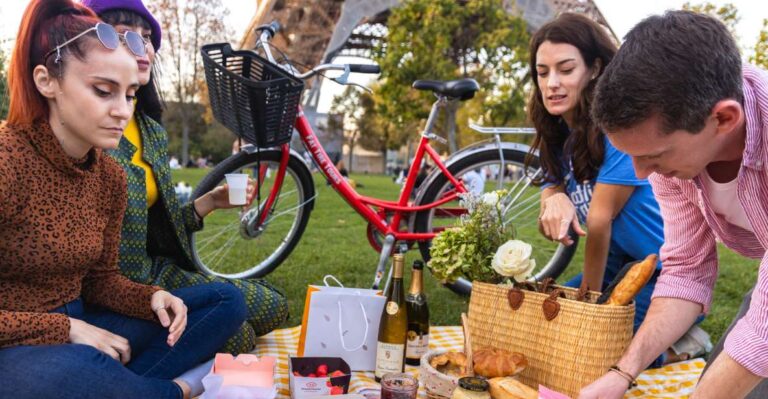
[224,173,249,205]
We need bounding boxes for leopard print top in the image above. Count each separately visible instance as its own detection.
[0,121,160,348]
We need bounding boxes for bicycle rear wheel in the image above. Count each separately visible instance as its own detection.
[190,149,315,279]
[414,147,577,295]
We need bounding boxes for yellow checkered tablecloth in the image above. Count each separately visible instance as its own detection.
[251,326,705,398]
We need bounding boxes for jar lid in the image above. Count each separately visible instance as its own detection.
[458,376,489,392]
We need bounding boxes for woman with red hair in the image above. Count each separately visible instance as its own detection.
[0,1,246,398]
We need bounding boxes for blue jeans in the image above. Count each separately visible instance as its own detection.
[0,282,247,399]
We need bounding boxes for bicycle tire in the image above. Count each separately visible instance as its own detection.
[414,147,577,295]
[190,149,315,279]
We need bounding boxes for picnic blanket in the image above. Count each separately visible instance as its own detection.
[251,326,705,398]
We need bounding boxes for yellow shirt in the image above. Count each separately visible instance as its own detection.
[124,117,159,208]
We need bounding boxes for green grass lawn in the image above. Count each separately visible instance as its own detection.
[172,168,757,345]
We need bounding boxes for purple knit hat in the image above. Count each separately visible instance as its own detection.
[81,0,162,51]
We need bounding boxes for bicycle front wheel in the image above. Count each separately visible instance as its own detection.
[414,147,577,295]
[190,150,315,279]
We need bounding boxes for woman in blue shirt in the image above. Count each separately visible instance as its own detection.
[525,13,664,333]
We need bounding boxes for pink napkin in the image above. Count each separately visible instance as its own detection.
[539,385,572,399]
[212,353,276,387]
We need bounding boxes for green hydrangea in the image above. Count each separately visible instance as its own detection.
[427,190,515,283]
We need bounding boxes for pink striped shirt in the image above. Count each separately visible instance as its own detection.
[649,64,768,376]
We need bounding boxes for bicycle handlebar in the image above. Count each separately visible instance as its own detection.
[256,21,280,39]
[255,20,381,82]
[348,64,381,74]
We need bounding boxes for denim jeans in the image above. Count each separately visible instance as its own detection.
[0,282,247,399]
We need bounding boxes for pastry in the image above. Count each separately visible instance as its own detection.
[429,351,468,377]
[488,377,538,399]
[473,348,527,378]
[606,254,658,306]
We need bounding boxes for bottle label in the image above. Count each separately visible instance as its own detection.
[375,342,405,378]
[386,301,399,315]
[405,332,429,359]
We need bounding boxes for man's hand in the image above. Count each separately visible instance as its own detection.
[578,370,631,399]
[539,192,586,245]
[69,318,131,364]
[151,290,188,347]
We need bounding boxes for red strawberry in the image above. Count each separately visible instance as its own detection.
[308,373,317,378]
[316,364,329,376]
[293,371,301,377]
[330,386,344,395]
[330,370,345,378]
[326,380,333,387]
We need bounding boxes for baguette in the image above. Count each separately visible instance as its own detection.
[488,377,538,399]
[606,254,658,306]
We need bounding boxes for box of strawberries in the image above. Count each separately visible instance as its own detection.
[289,357,352,397]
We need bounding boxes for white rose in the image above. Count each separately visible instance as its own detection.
[492,240,536,282]
[481,191,500,207]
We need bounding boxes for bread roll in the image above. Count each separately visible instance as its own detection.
[488,377,538,399]
[473,348,527,378]
[606,254,658,306]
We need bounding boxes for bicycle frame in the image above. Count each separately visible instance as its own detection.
[256,100,469,244]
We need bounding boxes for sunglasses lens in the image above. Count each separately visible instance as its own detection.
[125,31,147,57]
[96,23,119,50]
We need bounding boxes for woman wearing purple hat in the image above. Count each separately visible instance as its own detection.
[81,0,289,361]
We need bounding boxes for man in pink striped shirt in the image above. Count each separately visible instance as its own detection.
[579,10,768,399]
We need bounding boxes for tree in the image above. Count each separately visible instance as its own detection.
[329,86,365,173]
[751,19,768,69]
[0,45,8,120]
[149,0,231,166]
[374,0,530,154]
[682,2,739,39]
[356,85,416,173]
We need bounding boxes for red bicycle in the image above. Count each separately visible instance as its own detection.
[193,22,576,294]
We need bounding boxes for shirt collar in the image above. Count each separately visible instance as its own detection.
[22,120,101,177]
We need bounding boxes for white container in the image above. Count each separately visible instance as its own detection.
[224,173,249,205]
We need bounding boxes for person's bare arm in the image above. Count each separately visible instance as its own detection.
[578,297,701,399]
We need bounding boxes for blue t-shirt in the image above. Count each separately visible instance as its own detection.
[561,136,664,269]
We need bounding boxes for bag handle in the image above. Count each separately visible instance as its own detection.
[539,277,558,294]
[324,275,344,287]
[336,299,369,351]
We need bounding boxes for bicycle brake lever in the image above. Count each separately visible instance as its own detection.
[331,65,351,85]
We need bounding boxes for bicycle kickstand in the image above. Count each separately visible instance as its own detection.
[371,234,396,291]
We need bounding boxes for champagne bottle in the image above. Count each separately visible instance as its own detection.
[405,259,430,365]
[375,254,408,382]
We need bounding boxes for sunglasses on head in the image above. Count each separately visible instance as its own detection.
[44,22,147,65]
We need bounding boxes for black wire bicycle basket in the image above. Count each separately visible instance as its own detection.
[201,42,304,148]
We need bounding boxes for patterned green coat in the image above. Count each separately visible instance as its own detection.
[107,114,288,354]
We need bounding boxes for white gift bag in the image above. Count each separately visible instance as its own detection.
[298,276,386,371]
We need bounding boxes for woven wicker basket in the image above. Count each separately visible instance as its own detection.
[467,281,634,397]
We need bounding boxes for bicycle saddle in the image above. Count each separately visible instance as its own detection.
[412,78,480,101]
